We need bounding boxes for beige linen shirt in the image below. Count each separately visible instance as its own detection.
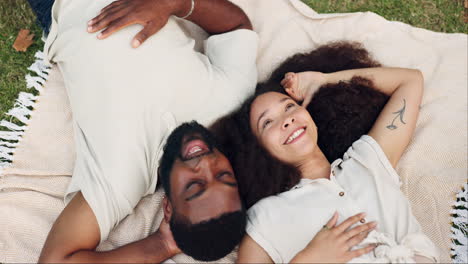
[44,0,258,242]
[247,135,439,263]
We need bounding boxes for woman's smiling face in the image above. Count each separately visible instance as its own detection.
[250,92,318,165]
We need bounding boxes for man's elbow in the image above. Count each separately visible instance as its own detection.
[237,19,253,31]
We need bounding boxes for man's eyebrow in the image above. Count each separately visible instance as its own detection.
[217,172,238,187]
[256,97,291,131]
[185,189,205,201]
[222,182,238,187]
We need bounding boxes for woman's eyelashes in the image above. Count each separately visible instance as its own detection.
[285,102,295,111]
[262,119,272,130]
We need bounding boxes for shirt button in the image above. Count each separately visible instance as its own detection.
[339,191,345,196]
[360,218,366,223]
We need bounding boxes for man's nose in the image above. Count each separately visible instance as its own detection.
[196,154,217,180]
[283,117,295,129]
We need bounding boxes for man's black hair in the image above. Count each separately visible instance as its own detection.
[170,210,246,261]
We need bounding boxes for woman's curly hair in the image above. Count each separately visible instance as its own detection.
[210,41,389,209]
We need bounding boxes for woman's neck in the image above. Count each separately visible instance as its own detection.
[297,147,331,180]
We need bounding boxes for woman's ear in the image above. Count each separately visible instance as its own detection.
[163,196,172,223]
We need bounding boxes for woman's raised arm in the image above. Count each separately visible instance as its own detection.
[283,67,424,167]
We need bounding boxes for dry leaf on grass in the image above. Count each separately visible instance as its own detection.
[13,29,34,52]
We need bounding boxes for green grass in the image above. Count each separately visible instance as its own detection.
[302,0,467,34]
[0,0,42,123]
[0,0,466,124]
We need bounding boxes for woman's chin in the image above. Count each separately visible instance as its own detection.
[280,143,316,162]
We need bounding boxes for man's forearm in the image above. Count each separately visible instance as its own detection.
[169,0,252,33]
[43,233,174,263]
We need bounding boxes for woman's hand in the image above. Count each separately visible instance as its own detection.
[290,212,377,263]
[281,71,328,108]
[87,0,187,48]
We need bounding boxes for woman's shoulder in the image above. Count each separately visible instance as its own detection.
[340,135,401,185]
[248,194,282,213]
[247,182,312,220]
[342,135,383,161]
[247,189,295,218]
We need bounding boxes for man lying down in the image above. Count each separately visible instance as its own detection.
[36,0,380,261]
[39,0,258,262]
[37,0,437,263]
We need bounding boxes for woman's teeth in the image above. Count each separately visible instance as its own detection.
[286,128,305,144]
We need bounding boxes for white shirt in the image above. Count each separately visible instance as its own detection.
[45,0,258,242]
[247,135,439,263]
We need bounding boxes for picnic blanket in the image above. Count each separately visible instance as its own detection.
[1,0,467,263]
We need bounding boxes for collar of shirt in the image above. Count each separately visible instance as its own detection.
[292,158,344,189]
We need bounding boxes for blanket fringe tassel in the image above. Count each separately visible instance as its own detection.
[0,51,49,173]
[451,183,468,263]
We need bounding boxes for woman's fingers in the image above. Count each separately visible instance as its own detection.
[343,221,377,241]
[324,211,339,229]
[346,244,376,260]
[346,229,373,248]
[334,212,366,234]
[281,73,294,89]
[301,89,314,108]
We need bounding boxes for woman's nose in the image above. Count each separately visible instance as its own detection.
[283,117,295,128]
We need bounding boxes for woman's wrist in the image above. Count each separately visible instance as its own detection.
[290,247,318,263]
[323,71,348,84]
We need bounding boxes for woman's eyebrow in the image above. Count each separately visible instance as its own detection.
[256,97,292,131]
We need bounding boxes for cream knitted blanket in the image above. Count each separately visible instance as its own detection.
[0,0,466,263]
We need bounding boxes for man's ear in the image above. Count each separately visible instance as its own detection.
[163,196,173,223]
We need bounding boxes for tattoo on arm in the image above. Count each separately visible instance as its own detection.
[386,99,407,130]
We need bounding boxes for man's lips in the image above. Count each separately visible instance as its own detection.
[182,139,210,160]
[284,127,306,145]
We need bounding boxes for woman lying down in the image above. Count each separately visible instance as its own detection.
[211,42,439,263]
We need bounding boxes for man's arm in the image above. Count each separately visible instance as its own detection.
[88,0,252,48]
[39,192,179,263]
